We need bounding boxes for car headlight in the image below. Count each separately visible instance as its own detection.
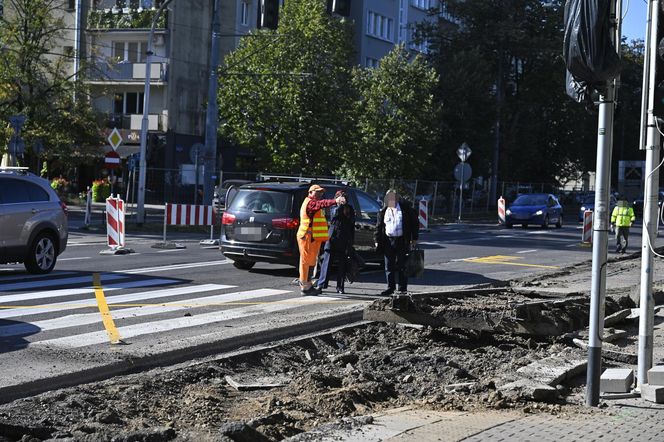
[580,206,586,212]
[506,209,511,215]
[535,210,543,216]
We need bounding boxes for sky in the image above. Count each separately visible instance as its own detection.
[622,0,647,41]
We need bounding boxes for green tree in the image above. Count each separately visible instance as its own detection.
[340,45,441,179]
[217,0,355,174]
[424,0,598,184]
[0,0,101,169]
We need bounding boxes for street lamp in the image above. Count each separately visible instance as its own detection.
[137,0,173,225]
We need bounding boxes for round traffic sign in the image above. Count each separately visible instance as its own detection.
[454,163,472,182]
[105,150,121,170]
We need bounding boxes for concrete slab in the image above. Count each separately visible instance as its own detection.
[600,368,633,393]
[648,365,664,386]
[641,383,664,404]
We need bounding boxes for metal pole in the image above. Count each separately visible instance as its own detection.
[203,0,222,206]
[458,163,464,222]
[586,0,620,407]
[163,204,168,244]
[194,148,199,205]
[639,1,654,152]
[137,0,173,225]
[637,0,659,389]
[431,182,438,219]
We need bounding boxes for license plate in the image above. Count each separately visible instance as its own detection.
[239,227,263,235]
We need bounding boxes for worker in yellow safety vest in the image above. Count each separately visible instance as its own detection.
[610,195,636,254]
[297,184,346,295]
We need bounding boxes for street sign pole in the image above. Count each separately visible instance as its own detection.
[458,163,464,222]
[456,143,472,223]
[637,0,659,390]
[586,0,621,407]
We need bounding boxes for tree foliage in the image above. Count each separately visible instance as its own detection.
[0,0,101,168]
[218,0,355,174]
[424,0,599,184]
[340,46,441,179]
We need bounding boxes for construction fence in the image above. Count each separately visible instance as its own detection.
[115,168,582,218]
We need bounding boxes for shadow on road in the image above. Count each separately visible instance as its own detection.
[0,319,40,353]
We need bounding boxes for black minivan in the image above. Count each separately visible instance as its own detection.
[220,182,383,269]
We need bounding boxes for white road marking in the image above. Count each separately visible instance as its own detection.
[516,250,537,254]
[0,271,77,282]
[451,257,478,262]
[0,283,235,319]
[156,249,186,253]
[0,273,127,292]
[496,235,515,238]
[0,288,285,337]
[120,260,231,274]
[59,257,91,261]
[34,295,341,348]
[566,243,580,247]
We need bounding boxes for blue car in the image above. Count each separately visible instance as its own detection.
[578,194,617,222]
[505,193,563,229]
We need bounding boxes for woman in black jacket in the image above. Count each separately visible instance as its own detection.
[316,190,356,294]
[374,189,419,296]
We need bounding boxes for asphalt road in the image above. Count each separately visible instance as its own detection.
[0,216,647,401]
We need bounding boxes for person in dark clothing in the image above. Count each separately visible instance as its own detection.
[374,189,419,296]
[317,190,355,294]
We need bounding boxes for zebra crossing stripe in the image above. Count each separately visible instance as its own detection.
[121,260,231,274]
[92,273,122,345]
[0,288,288,337]
[0,278,180,306]
[0,273,128,292]
[0,271,77,282]
[34,296,341,348]
[0,283,235,319]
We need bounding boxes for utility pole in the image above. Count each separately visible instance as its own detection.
[586,0,621,407]
[203,0,222,206]
[637,0,660,389]
[137,0,172,225]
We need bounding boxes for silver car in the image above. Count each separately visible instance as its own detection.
[0,169,68,274]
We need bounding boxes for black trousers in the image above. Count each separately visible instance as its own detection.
[317,248,347,290]
[384,237,407,291]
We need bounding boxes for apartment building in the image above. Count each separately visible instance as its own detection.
[350,0,442,68]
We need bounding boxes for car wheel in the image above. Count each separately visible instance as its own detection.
[24,233,57,274]
[522,223,528,228]
[556,215,563,229]
[542,216,550,229]
[232,259,255,270]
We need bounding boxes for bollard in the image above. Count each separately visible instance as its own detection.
[498,196,506,224]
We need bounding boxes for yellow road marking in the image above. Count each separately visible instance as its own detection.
[463,255,558,269]
[93,273,122,344]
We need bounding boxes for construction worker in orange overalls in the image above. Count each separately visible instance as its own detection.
[297,184,346,295]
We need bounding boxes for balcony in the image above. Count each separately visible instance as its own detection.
[89,61,167,83]
[105,113,167,132]
[87,8,167,30]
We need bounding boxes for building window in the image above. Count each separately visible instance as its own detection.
[367,11,393,42]
[365,57,379,69]
[113,41,145,63]
[241,1,250,26]
[411,0,432,10]
[410,34,429,53]
[114,92,145,114]
[66,0,76,11]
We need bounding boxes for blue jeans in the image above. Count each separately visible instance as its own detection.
[384,237,407,291]
[317,249,347,290]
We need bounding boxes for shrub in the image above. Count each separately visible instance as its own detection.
[92,179,111,202]
[50,177,69,196]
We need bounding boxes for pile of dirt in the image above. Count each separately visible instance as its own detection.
[0,323,590,442]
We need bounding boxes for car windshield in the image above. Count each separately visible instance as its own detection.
[513,195,548,206]
[228,189,292,214]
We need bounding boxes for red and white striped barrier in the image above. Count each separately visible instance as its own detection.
[165,203,215,226]
[582,210,593,244]
[418,199,428,230]
[498,196,506,224]
[157,203,217,249]
[106,196,125,248]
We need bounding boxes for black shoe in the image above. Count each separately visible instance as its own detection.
[615,247,621,253]
[336,288,345,294]
[380,288,395,296]
[301,286,321,296]
[397,289,408,295]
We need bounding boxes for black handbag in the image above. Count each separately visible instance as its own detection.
[406,248,424,278]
